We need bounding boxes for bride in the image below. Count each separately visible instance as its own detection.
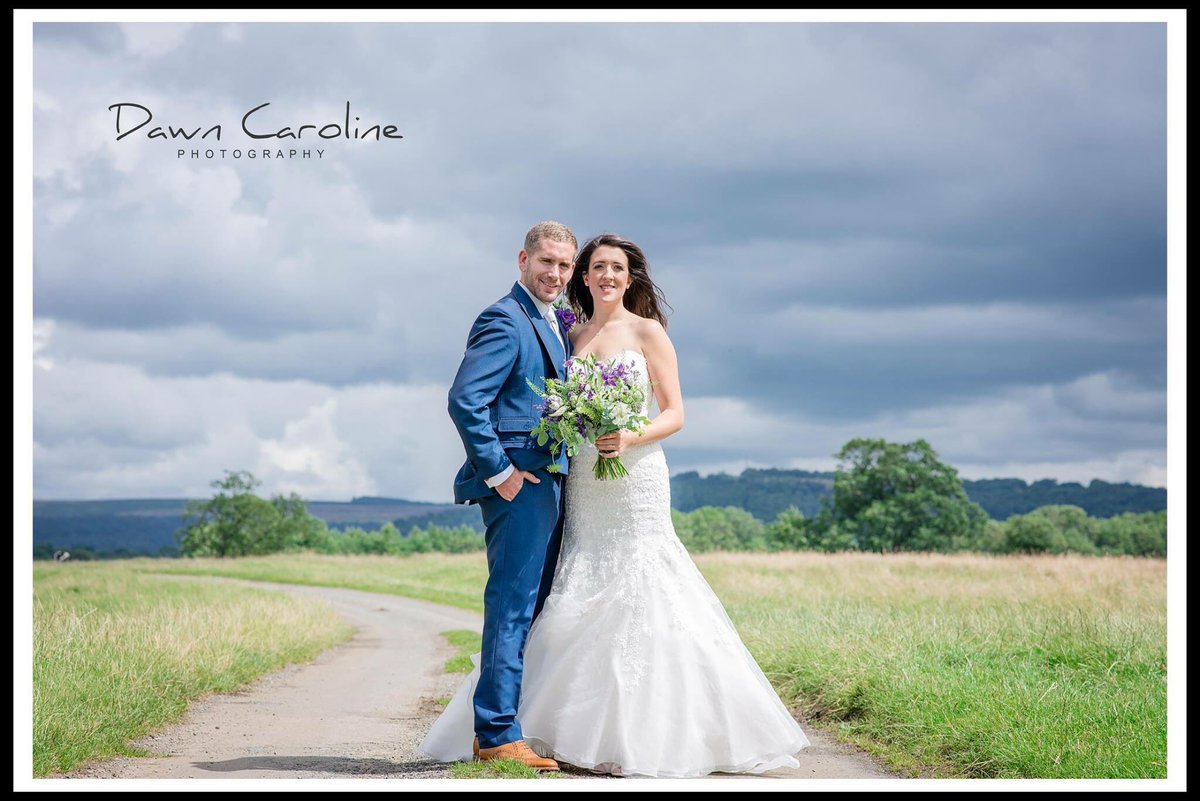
[419,233,810,778]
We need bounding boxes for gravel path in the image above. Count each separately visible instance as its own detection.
[57,576,899,781]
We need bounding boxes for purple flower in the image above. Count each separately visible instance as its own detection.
[554,305,576,331]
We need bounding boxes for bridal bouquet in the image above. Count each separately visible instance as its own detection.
[527,353,651,480]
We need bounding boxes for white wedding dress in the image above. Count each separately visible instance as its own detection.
[419,350,810,778]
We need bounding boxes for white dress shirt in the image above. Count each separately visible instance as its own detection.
[485,282,565,489]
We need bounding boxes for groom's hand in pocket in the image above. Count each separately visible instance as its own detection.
[496,469,541,502]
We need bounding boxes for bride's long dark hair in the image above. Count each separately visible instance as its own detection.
[566,233,672,329]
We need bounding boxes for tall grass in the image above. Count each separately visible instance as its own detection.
[33,561,355,776]
[697,551,1166,778]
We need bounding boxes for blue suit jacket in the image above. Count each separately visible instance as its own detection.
[448,282,574,504]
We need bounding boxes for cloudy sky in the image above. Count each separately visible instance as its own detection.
[26,17,1171,502]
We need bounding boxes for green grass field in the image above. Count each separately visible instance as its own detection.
[32,561,355,776]
[697,551,1166,778]
[32,551,1166,779]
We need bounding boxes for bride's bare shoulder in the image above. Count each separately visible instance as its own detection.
[636,317,676,377]
[637,315,671,346]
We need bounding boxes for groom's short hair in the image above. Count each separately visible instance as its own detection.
[524,221,577,255]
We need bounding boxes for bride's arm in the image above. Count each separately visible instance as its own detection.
[633,318,684,446]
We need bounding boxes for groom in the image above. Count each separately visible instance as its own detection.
[447,221,576,771]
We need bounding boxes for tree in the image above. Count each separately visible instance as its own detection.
[765,506,811,551]
[176,471,330,558]
[681,507,736,552]
[271,491,335,552]
[1128,510,1167,557]
[811,519,860,552]
[973,519,1010,553]
[1004,512,1068,554]
[722,506,768,551]
[815,438,988,553]
[1030,505,1097,554]
[1091,510,1166,557]
[679,507,766,552]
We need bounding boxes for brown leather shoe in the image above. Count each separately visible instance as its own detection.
[476,738,560,772]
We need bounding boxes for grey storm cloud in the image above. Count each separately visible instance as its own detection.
[33,21,126,53]
[29,20,1169,498]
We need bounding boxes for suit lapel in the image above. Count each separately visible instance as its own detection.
[510,282,566,379]
[561,315,573,362]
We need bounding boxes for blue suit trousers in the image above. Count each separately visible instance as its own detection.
[472,466,565,749]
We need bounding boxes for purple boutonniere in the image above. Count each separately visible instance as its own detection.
[553,299,577,331]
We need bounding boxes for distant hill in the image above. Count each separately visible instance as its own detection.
[31,496,473,558]
[32,472,1166,556]
[670,468,833,521]
[306,497,459,524]
[957,477,1167,520]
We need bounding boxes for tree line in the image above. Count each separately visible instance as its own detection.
[154,439,1165,562]
[672,504,1164,557]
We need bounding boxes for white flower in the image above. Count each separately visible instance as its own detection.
[546,395,566,417]
[611,402,631,427]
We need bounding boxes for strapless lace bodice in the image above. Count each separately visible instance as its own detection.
[565,348,669,554]
[575,347,655,416]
